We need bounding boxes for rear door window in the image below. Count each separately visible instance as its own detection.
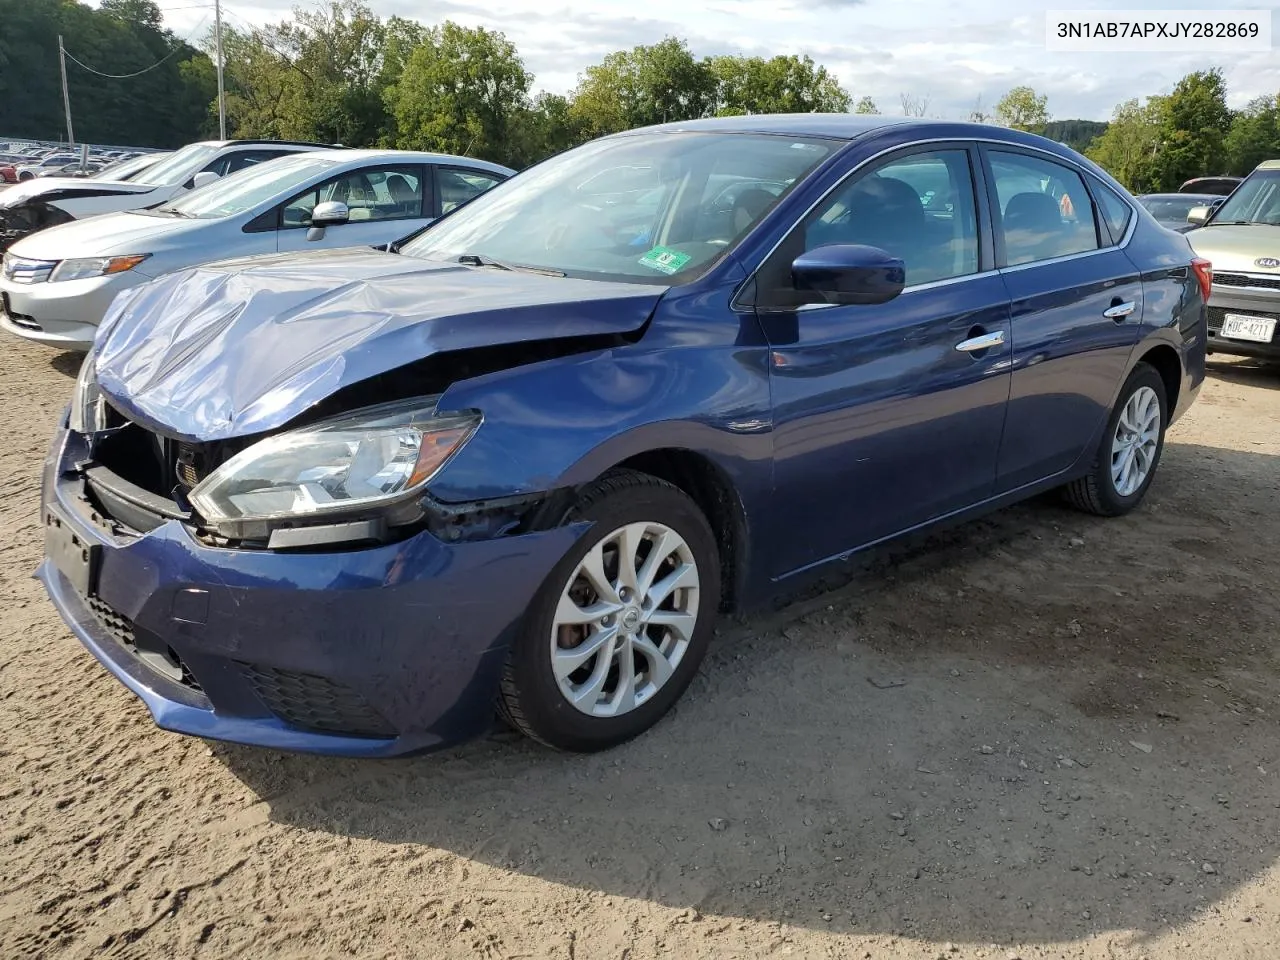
[987,150,1101,266]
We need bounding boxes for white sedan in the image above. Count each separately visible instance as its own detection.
[0,149,512,351]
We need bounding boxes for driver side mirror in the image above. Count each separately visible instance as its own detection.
[189,170,219,191]
[1186,205,1212,228]
[792,244,905,306]
[306,200,349,241]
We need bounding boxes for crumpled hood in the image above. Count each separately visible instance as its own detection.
[95,247,667,442]
[0,176,155,208]
[1187,224,1280,273]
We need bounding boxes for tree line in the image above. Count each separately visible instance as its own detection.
[2,0,1278,195]
[0,0,214,148]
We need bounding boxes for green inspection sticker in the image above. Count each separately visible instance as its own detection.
[638,246,691,275]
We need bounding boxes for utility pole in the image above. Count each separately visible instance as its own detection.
[58,35,75,148]
[215,0,226,139]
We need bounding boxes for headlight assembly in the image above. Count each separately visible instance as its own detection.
[68,345,106,434]
[188,397,480,537]
[49,254,150,283]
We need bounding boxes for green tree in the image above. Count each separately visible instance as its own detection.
[711,54,850,115]
[854,95,879,115]
[0,0,218,147]
[570,37,716,137]
[388,22,531,166]
[100,0,163,31]
[218,27,303,140]
[1042,119,1108,152]
[1086,97,1166,192]
[1149,69,1232,188]
[1224,94,1280,176]
[510,92,588,166]
[995,85,1049,133]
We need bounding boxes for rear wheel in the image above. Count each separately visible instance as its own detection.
[497,470,720,752]
[1064,362,1168,516]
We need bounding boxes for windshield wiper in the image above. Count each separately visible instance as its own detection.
[1207,219,1263,226]
[151,206,194,218]
[457,253,564,277]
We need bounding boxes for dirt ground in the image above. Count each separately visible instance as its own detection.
[1,339,1278,960]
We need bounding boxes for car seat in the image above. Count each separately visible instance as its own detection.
[1002,192,1064,263]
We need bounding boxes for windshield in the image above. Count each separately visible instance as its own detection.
[402,132,835,283]
[1210,170,1280,225]
[1141,196,1211,221]
[95,154,163,181]
[133,143,220,187]
[141,155,338,219]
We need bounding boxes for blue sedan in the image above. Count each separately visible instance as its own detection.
[39,115,1209,756]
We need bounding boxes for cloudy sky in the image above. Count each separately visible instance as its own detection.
[156,0,1280,121]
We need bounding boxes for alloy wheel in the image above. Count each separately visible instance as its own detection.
[1111,385,1161,497]
[550,521,700,718]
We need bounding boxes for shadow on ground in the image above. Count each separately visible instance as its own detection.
[214,442,1280,950]
[1206,355,1279,389]
[48,350,83,379]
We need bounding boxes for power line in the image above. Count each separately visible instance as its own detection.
[62,12,211,79]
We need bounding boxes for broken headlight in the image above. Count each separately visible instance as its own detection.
[68,345,107,434]
[188,397,479,535]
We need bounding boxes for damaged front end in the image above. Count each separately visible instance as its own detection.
[0,198,75,253]
[71,332,623,554]
[67,247,667,552]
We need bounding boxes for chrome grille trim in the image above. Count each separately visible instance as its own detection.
[2,253,56,284]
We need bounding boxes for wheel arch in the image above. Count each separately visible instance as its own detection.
[605,447,750,613]
[1133,341,1182,414]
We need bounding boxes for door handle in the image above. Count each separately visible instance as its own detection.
[1103,301,1136,320]
[955,330,1006,353]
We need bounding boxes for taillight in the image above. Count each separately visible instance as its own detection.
[1191,258,1212,302]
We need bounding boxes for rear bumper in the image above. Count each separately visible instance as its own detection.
[38,417,584,756]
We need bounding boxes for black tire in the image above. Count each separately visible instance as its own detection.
[497,469,721,752]
[1064,362,1168,517]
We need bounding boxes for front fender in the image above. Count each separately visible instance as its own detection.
[428,343,774,503]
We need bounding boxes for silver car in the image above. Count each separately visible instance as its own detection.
[0,149,512,350]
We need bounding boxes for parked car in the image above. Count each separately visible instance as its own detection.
[1179,176,1242,196]
[1137,193,1223,232]
[1185,159,1280,359]
[14,154,80,180]
[0,139,337,253]
[2,153,59,182]
[36,115,1207,757]
[38,161,107,179]
[0,149,511,349]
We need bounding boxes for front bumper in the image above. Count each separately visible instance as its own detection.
[1205,276,1280,360]
[0,271,146,351]
[38,418,584,756]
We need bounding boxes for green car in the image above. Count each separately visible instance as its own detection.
[1186,160,1280,360]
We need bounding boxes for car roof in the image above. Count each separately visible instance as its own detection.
[607,115,1095,160]
[1140,193,1217,200]
[615,113,917,140]
[192,139,337,150]
[1257,160,1280,171]
[300,148,515,175]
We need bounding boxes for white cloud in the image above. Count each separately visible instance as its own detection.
[155,0,1280,120]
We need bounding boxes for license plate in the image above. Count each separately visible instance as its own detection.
[44,504,100,597]
[1220,313,1277,343]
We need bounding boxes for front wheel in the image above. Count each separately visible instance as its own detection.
[498,470,721,752]
[1064,362,1168,516]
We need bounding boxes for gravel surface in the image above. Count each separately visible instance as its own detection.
[1,340,1278,960]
